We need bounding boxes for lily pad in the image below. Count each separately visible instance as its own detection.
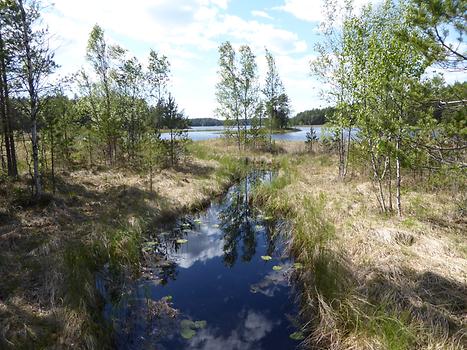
[293,262,304,269]
[261,255,272,261]
[194,320,207,329]
[179,319,206,339]
[180,327,196,339]
[272,265,283,271]
[289,331,305,341]
[180,319,196,329]
[176,239,188,244]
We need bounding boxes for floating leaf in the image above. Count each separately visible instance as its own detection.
[272,265,283,271]
[289,331,305,341]
[194,219,202,224]
[261,255,272,261]
[181,223,191,229]
[180,319,196,329]
[194,320,207,329]
[180,328,196,339]
[293,263,304,269]
[255,225,263,231]
[264,216,273,221]
[176,239,188,244]
[162,295,173,302]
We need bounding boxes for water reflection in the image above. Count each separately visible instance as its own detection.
[189,310,278,350]
[102,170,300,350]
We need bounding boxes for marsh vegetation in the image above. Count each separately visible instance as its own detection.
[0,0,466,349]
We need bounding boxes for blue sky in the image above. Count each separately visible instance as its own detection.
[44,0,465,119]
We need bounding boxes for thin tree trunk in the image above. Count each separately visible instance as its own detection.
[31,120,41,197]
[370,150,387,213]
[170,129,174,166]
[50,128,55,194]
[396,136,402,217]
[343,127,351,177]
[0,33,18,178]
[18,0,41,198]
[0,131,5,172]
[388,156,393,212]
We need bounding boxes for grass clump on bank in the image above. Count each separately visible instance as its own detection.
[252,150,466,349]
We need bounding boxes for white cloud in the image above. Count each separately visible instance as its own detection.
[276,0,381,23]
[251,10,274,20]
[42,0,321,117]
[276,0,325,22]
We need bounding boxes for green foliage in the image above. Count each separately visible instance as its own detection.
[291,107,333,126]
[406,0,466,69]
[263,49,291,130]
[305,126,319,152]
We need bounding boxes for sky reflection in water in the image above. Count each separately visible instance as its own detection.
[105,171,300,350]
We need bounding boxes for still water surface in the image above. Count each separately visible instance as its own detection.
[99,171,302,350]
[160,125,325,142]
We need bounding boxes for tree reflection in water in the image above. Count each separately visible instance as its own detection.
[219,170,274,267]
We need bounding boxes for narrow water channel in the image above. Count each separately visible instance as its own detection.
[100,170,302,350]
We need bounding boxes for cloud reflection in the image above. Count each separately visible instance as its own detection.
[188,310,279,350]
[174,225,224,269]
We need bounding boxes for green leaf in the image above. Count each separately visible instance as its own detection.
[261,255,272,261]
[293,262,304,269]
[176,239,188,244]
[180,319,196,329]
[180,328,196,339]
[194,320,207,329]
[272,265,283,271]
[194,219,202,224]
[289,331,305,341]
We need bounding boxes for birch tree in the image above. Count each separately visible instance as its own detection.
[12,0,56,198]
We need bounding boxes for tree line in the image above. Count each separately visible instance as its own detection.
[0,0,190,199]
[312,0,466,216]
[216,43,291,150]
[290,107,335,126]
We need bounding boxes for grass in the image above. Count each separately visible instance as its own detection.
[0,139,263,349]
[252,150,466,349]
[1,138,465,349]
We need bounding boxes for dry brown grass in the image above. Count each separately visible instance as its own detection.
[0,143,249,349]
[253,151,466,349]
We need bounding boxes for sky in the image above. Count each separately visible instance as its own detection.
[43,0,466,119]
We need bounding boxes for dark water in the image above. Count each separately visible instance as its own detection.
[99,171,302,350]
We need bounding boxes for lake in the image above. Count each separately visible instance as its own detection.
[160,126,327,142]
[98,170,303,350]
